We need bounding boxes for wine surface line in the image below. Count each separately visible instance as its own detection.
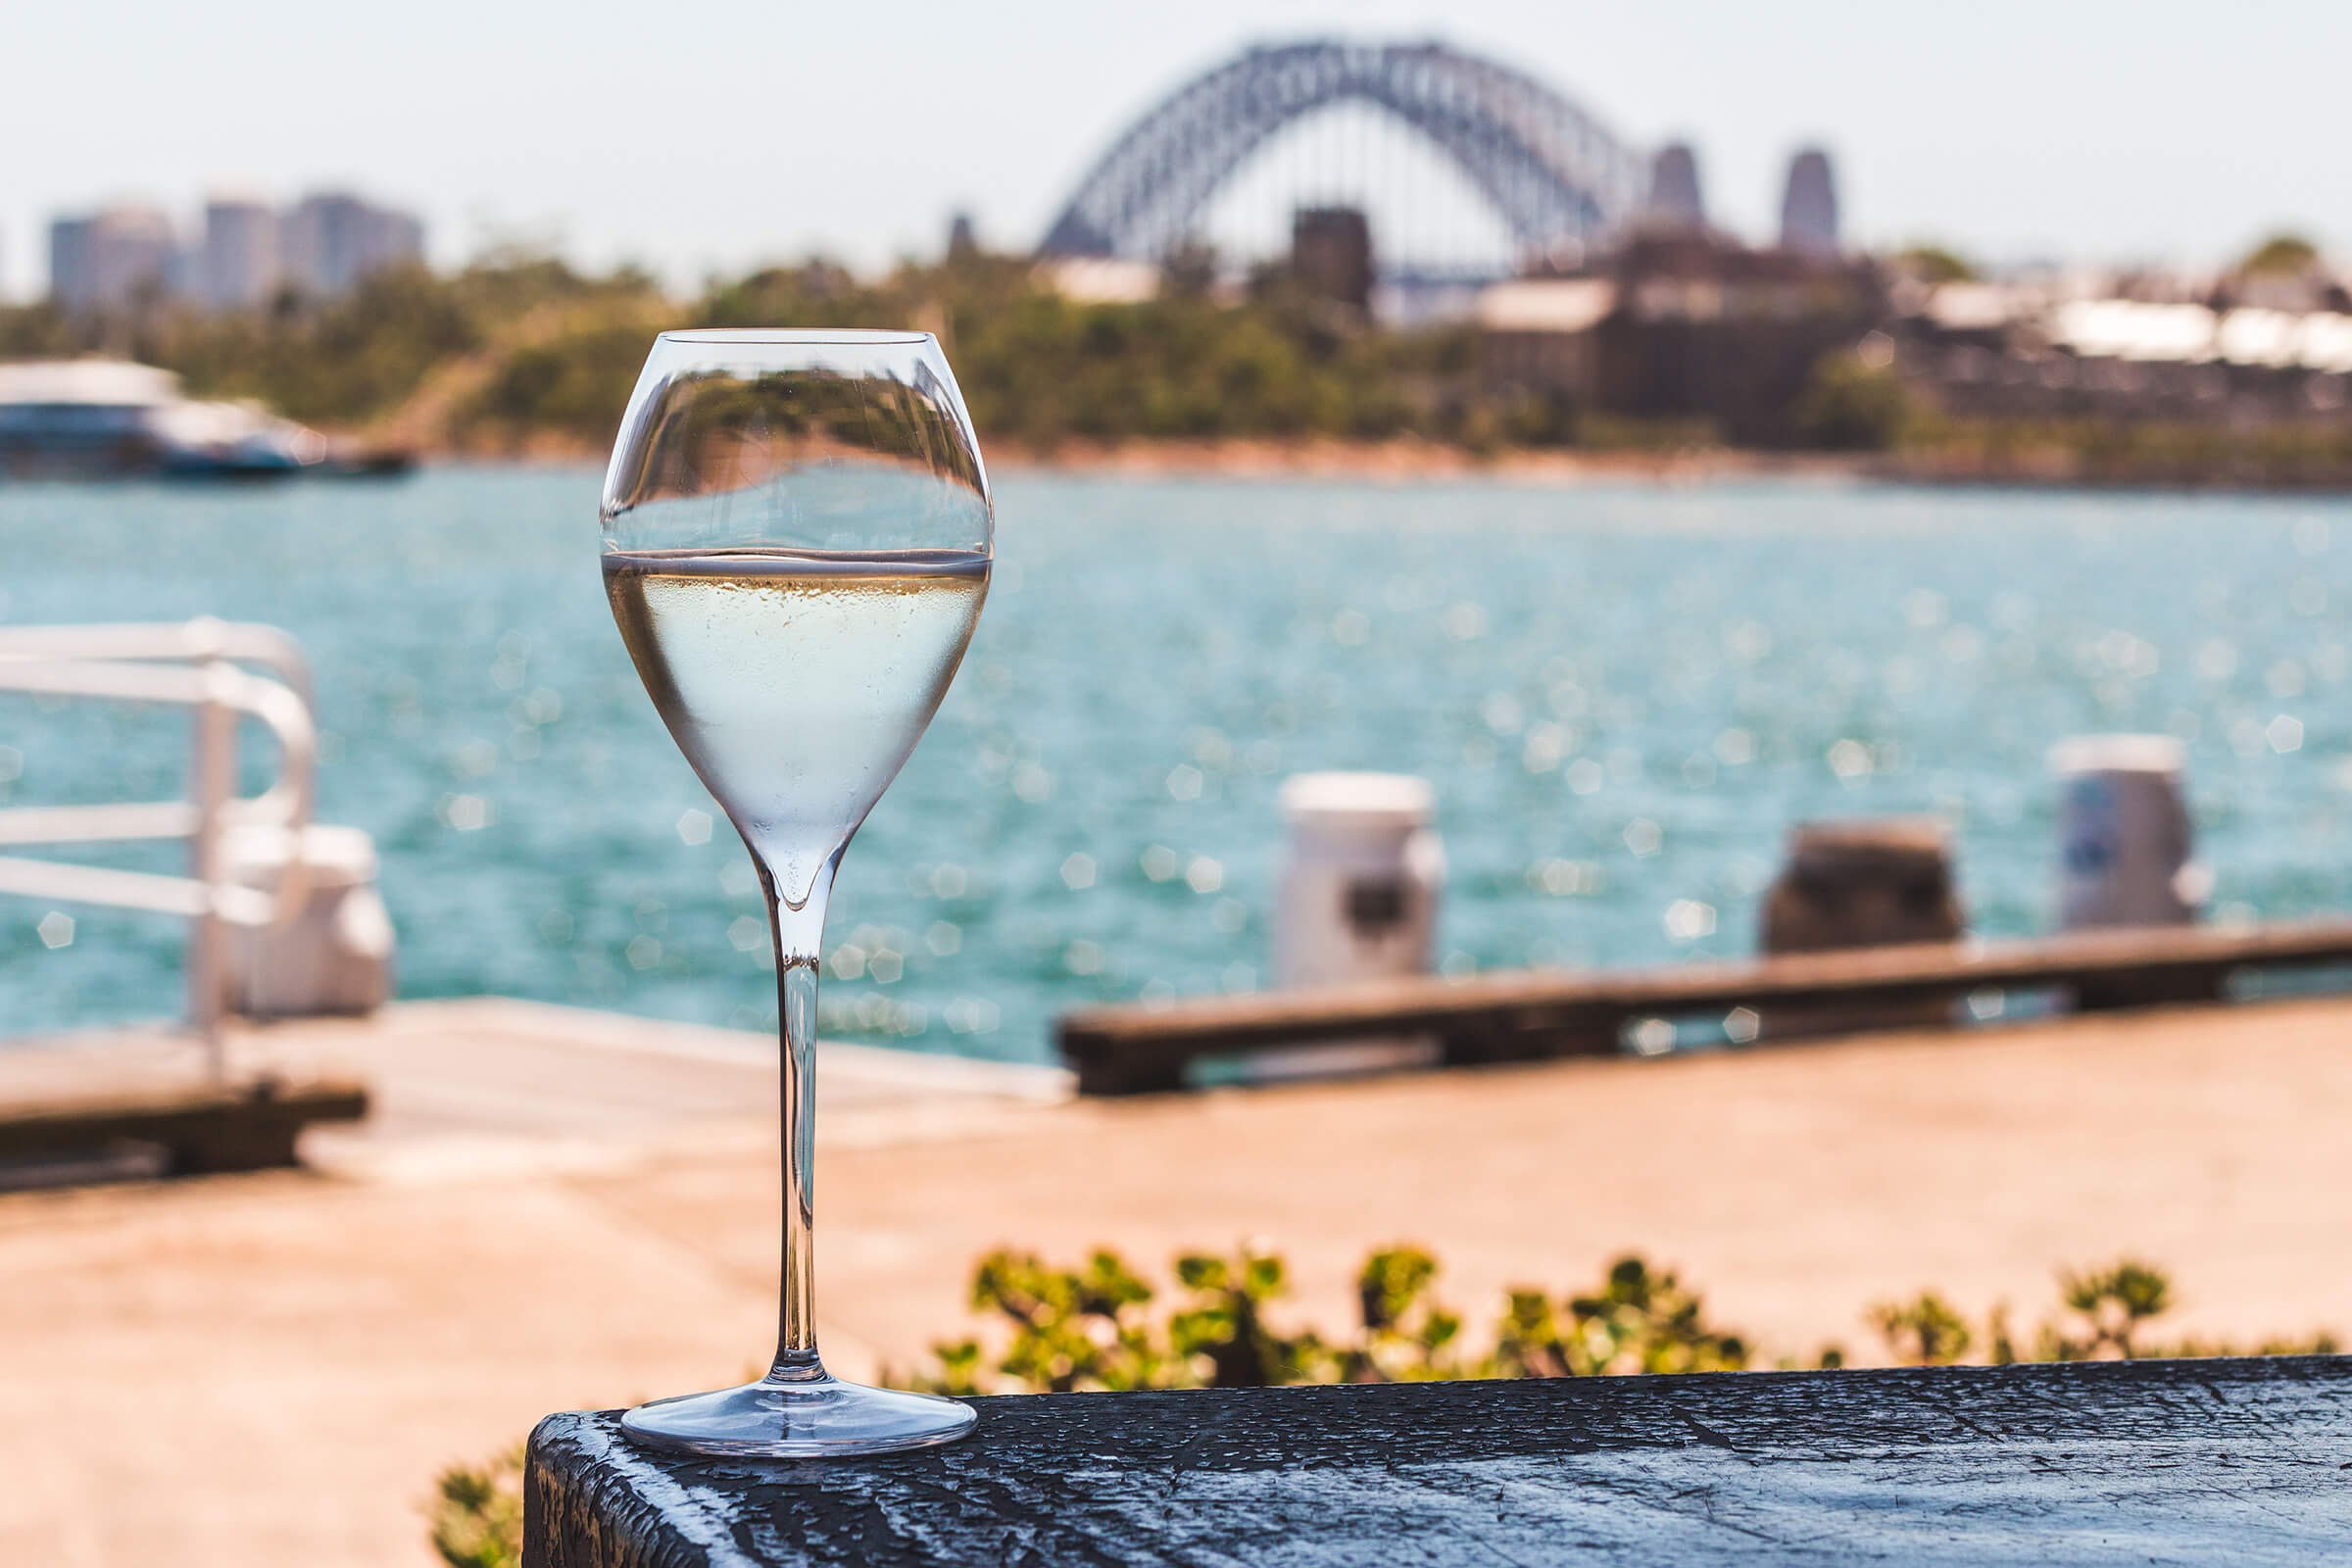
[604,548,988,906]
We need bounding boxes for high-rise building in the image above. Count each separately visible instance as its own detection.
[48,207,178,315]
[198,197,280,310]
[1292,206,1374,312]
[48,189,424,314]
[280,191,424,299]
[48,219,93,312]
[1644,144,1707,231]
[1778,148,1840,257]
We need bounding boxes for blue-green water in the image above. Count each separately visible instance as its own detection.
[5,467,2351,1059]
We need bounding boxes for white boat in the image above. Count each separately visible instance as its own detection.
[0,359,341,479]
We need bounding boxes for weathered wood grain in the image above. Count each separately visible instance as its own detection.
[1058,918,2352,1093]
[526,1357,2352,1567]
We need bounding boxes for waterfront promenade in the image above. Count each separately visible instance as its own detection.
[6,994,2352,1566]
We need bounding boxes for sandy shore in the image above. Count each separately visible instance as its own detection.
[985,438,1869,485]
[422,431,1875,485]
[413,435,2352,493]
[5,993,2351,1566]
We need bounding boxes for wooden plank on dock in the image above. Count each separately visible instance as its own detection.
[0,1075,368,1177]
[525,1356,2352,1567]
[1058,917,2352,1094]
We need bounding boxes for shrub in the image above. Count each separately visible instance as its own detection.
[1494,1256,1748,1377]
[910,1245,1744,1393]
[427,1447,522,1568]
[1869,1257,2339,1366]
[1796,346,1913,451]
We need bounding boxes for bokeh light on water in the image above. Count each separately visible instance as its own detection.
[4,468,2352,1060]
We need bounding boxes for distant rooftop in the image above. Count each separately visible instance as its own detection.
[2048,299,2352,373]
[1474,278,1617,333]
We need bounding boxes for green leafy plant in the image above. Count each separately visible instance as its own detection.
[1870,1258,2341,1366]
[427,1446,523,1568]
[1868,1290,1974,1365]
[915,1248,1172,1395]
[929,1248,2343,1397]
[1167,1246,1330,1386]
[910,1243,1481,1393]
[1494,1255,1750,1377]
[1340,1246,1473,1382]
[2049,1258,2173,1359]
[913,1246,1744,1394]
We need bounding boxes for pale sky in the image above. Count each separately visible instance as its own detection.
[6,0,2349,298]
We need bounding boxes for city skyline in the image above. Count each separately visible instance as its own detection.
[47,192,423,314]
[6,0,2351,299]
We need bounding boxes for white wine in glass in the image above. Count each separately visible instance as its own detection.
[599,330,990,1456]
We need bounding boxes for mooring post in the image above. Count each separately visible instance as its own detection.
[186,643,236,1080]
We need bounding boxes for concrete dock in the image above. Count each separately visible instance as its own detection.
[5,994,2351,1567]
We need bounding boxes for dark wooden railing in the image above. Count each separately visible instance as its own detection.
[1056,918,2352,1094]
[526,1356,2352,1566]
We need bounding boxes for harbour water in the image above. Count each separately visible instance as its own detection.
[4,466,2351,1061]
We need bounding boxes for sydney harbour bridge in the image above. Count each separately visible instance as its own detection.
[1038,39,1653,285]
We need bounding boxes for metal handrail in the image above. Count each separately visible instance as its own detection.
[0,616,315,706]
[0,621,319,1070]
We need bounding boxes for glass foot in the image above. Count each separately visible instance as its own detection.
[619,1370,976,1458]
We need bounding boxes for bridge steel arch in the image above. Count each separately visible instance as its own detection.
[1040,40,1647,263]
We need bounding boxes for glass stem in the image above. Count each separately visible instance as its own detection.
[759,848,839,1384]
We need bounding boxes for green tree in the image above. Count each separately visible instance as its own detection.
[1797,345,1913,451]
[2238,232,2321,276]
[461,325,667,445]
[1893,245,1978,283]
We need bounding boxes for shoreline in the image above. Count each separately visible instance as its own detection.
[405,433,2352,494]
[423,429,1871,484]
[984,438,1870,486]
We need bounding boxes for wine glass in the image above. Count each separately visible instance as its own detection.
[599,329,990,1456]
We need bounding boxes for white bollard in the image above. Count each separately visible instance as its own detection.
[220,823,396,1017]
[1256,772,1446,1080]
[2051,734,2208,929]
[1277,772,1446,987]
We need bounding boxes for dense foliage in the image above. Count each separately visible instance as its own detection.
[21,248,2352,477]
[1796,346,1915,450]
[558,255,1488,451]
[1889,415,2352,488]
[2239,232,2323,277]
[0,253,1531,455]
[906,1244,2332,1396]
[0,255,661,430]
[1871,1257,2337,1365]
[1890,244,1979,284]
